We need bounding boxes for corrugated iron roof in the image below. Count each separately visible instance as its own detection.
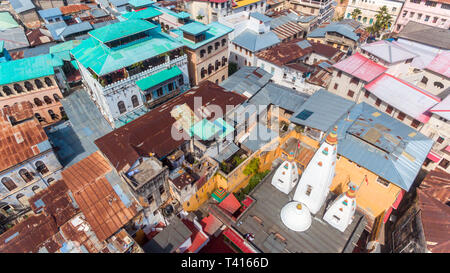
[61,151,140,241]
[426,51,450,78]
[419,168,450,205]
[397,21,450,50]
[9,0,35,14]
[0,102,49,172]
[220,66,272,98]
[333,52,387,82]
[256,38,311,66]
[430,94,450,120]
[333,102,433,191]
[290,89,355,132]
[416,189,450,253]
[365,73,440,122]
[249,12,272,23]
[360,40,417,64]
[307,22,359,41]
[272,21,304,41]
[59,4,90,15]
[38,8,62,19]
[232,29,280,52]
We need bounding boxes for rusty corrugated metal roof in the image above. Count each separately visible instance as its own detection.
[417,188,450,253]
[0,102,48,171]
[61,151,139,242]
[420,168,450,208]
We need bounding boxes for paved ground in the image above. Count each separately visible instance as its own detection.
[45,89,112,167]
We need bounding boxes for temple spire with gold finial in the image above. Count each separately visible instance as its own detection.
[325,125,338,145]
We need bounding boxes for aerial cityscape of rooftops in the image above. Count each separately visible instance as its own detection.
[0,0,448,255]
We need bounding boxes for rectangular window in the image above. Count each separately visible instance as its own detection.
[437,136,444,143]
[337,71,342,78]
[386,105,393,114]
[157,88,163,96]
[377,177,390,187]
[410,12,415,18]
[425,15,430,22]
[397,112,406,121]
[148,195,154,204]
[364,90,370,98]
[417,13,422,20]
[375,98,381,106]
[168,82,174,91]
[334,83,338,89]
[347,90,355,98]
[433,17,438,23]
[411,119,420,128]
[439,159,449,169]
[159,185,165,195]
[442,4,450,10]
[425,1,437,7]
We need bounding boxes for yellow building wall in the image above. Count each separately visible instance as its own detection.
[182,131,320,212]
[331,156,402,219]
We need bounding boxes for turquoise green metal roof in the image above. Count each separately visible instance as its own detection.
[71,60,79,70]
[128,0,155,7]
[190,118,234,140]
[179,22,210,36]
[122,7,162,20]
[71,27,183,76]
[136,66,182,90]
[50,40,82,54]
[171,21,233,50]
[0,54,60,85]
[89,19,157,43]
[155,6,190,19]
[0,12,19,30]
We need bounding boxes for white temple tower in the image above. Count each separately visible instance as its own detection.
[323,184,358,232]
[271,152,299,195]
[280,202,312,232]
[292,126,338,214]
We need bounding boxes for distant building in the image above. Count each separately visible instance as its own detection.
[394,0,450,33]
[170,21,233,86]
[395,21,450,52]
[221,12,281,69]
[0,54,65,126]
[288,0,334,24]
[71,19,189,128]
[37,7,63,24]
[0,102,62,224]
[344,0,403,32]
[307,21,366,52]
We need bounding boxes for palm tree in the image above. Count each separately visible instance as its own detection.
[351,8,362,20]
[367,6,392,38]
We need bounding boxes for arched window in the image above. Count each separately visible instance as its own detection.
[34,113,43,122]
[215,60,220,70]
[221,38,226,46]
[34,97,43,106]
[434,81,444,89]
[53,93,60,102]
[19,169,33,182]
[1,177,17,191]
[24,81,34,91]
[222,56,227,66]
[13,84,23,93]
[215,79,219,84]
[35,161,49,175]
[200,49,206,58]
[2,86,12,95]
[208,45,213,54]
[43,96,52,104]
[34,79,43,89]
[32,185,40,193]
[47,177,55,184]
[60,106,65,117]
[131,95,139,108]
[208,64,213,74]
[118,101,126,114]
[16,193,27,206]
[215,41,220,50]
[222,75,225,81]
[49,109,57,120]
[201,68,206,78]
[44,77,53,87]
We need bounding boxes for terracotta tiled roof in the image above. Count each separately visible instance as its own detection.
[0,102,48,171]
[61,151,139,241]
[60,4,90,15]
[95,81,246,171]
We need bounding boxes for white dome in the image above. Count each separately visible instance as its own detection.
[280,201,312,232]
